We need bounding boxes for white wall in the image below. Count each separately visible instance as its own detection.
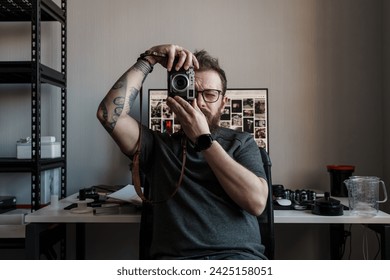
[0,0,387,259]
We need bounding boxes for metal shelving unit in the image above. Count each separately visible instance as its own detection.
[0,0,67,211]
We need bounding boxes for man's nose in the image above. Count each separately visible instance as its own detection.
[196,93,205,106]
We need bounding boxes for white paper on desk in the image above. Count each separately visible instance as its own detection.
[107,184,142,205]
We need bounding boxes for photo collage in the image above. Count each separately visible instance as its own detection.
[148,89,268,151]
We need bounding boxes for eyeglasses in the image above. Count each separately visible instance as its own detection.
[197,89,222,103]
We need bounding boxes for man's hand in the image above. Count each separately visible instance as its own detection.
[166,96,210,143]
[144,44,199,71]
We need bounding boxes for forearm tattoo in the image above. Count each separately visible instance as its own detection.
[98,101,112,132]
[99,60,151,134]
[99,87,140,134]
[126,88,139,116]
[134,59,153,76]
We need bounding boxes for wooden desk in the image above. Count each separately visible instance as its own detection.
[25,195,390,259]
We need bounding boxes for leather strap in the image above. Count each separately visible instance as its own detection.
[131,87,187,204]
[132,86,148,202]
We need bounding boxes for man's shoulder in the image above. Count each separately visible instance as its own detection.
[214,127,253,142]
[213,127,257,152]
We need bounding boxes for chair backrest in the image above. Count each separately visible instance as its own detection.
[258,147,275,259]
[138,148,275,260]
[138,172,152,260]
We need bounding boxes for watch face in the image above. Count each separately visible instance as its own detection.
[196,134,213,151]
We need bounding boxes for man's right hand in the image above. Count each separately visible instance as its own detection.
[143,44,199,71]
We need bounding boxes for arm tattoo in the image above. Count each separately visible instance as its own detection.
[111,75,126,90]
[126,88,139,116]
[134,59,153,75]
[111,60,150,91]
[112,96,124,119]
[113,96,125,106]
[112,79,124,90]
[100,88,140,134]
[98,101,114,133]
[99,60,149,134]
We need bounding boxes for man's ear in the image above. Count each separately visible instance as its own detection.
[220,95,229,113]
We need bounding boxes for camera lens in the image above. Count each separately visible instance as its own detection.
[171,74,189,92]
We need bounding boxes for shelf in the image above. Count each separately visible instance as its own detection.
[0,157,65,172]
[0,0,65,23]
[0,0,67,211]
[0,61,65,88]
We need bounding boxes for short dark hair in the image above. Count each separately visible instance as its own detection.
[194,50,227,95]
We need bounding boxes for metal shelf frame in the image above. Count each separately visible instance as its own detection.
[0,0,67,211]
[0,0,65,23]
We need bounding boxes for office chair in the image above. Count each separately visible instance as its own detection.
[138,148,275,260]
[138,173,153,260]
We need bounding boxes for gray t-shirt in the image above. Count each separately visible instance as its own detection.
[138,126,267,259]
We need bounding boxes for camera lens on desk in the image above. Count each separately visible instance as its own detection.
[284,189,291,200]
[308,190,317,201]
[300,190,308,202]
[272,185,285,199]
[289,192,296,202]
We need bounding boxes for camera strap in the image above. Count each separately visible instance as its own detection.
[131,88,187,204]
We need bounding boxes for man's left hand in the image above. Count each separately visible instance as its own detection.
[166,96,210,143]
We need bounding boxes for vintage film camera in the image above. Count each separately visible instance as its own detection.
[167,61,196,101]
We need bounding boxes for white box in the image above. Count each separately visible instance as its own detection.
[16,142,61,159]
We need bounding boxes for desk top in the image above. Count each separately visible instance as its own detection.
[25,194,390,225]
[274,209,390,224]
[275,196,390,224]
[25,194,141,224]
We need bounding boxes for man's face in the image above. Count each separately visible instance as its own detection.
[195,70,227,129]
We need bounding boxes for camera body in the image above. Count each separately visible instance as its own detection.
[167,64,196,101]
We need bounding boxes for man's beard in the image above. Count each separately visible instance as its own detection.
[202,110,221,133]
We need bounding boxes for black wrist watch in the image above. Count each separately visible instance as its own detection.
[194,134,214,152]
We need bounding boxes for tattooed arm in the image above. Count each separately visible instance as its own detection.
[97,44,199,157]
[97,59,152,156]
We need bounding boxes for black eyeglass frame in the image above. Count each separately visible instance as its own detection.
[196,89,223,103]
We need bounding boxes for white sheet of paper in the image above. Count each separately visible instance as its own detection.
[107,184,142,205]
